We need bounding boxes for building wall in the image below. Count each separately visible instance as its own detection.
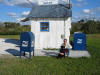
[38,0,58,5]
[31,17,71,49]
[38,0,70,5]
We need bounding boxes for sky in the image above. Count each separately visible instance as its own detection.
[0,0,100,24]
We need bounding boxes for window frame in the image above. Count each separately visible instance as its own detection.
[40,22,49,32]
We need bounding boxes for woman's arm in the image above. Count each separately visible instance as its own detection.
[66,43,72,49]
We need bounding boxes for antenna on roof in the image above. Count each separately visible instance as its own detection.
[68,0,71,9]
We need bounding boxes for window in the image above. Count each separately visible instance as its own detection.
[40,22,49,32]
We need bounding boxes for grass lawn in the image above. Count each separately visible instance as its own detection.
[0,35,20,40]
[0,34,100,75]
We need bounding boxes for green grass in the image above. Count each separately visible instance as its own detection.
[0,35,20,40]
[0,34,100,75]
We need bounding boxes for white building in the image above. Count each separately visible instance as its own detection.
[23,0,72,49]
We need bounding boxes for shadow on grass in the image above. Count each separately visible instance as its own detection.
[4,39,20,45]
[41,50,59,57]
[6,49,34,59]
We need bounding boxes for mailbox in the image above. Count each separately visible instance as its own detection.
[20,32,35,58]
[74,32,86,50]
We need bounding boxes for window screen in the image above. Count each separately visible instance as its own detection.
[40,22,49,32]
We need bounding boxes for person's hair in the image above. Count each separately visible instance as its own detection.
[64,39,67,43]
[64,39,67,41]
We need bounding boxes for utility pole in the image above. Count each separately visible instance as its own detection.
[64,0,71,39]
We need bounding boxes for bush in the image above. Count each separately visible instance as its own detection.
[0,22,31,35]
[71,20,100,34]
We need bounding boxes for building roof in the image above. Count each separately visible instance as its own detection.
[21,4,72,22]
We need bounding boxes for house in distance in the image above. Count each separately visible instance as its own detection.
[22,0,72,49]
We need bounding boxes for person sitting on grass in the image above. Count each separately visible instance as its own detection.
[57,39,72,59]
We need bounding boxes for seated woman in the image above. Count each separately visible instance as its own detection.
[57,39,72,58]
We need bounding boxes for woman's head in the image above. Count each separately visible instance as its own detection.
[64,39,67,44]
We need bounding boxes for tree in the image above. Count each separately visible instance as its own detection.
[84,20,97,34]
[71,19,99,34]
[4,22,20,28]
[97,21,100,33]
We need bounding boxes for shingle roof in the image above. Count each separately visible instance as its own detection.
[28,4,72,18]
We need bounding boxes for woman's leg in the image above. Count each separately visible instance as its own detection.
[67,48,71,56]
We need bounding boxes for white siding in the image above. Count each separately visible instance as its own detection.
[31,18,71,49]
[65,17,72,44]
[38,0,70,5]
[38,0,58,5]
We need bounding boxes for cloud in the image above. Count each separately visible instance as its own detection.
[20,21,31,25]
[22,11,30,17]
[0,19,3,22]
[0,0,10,5]
[83,9,90,14]
[72,0,88,8]
[7,12,18,18]
[73,7,100,21]
[72,16,80,22]
[0,0,37,8]
[6,11,30,23]
[72,3,83,7]
[0,0,72,8]
[83,7,100,15]
[9,0,38,8]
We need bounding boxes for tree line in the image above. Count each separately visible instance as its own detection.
[71,19,100,34]
[0,20,100,35]
[0,22,31,35]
